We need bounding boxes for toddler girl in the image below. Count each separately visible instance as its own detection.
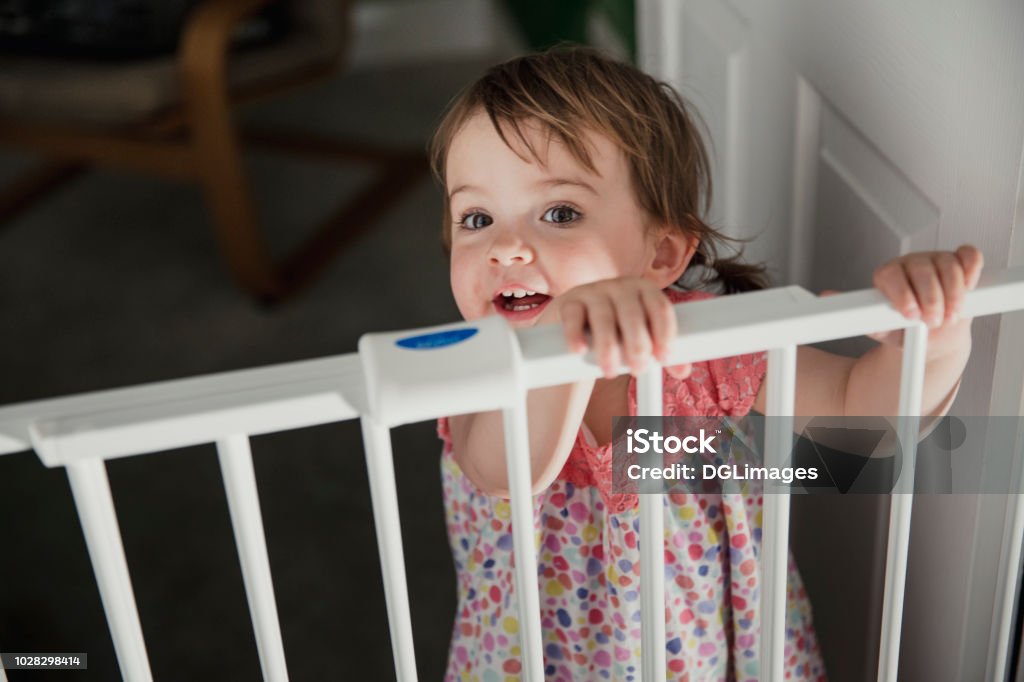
[430,46,980,681]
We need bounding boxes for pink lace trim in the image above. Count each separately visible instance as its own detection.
[437,288,768,513]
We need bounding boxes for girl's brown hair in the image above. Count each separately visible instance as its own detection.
[428,45,770,294]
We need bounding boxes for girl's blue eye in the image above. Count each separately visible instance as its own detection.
[543,205,580,224]
[460,212,492,230]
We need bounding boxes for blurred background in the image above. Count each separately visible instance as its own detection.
[0,1,636,680]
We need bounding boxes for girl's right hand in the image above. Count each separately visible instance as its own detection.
[536,277,692,380]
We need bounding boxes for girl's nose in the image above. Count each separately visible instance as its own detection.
[487,229,535,266]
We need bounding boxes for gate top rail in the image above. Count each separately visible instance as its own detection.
[3,266,1023,467]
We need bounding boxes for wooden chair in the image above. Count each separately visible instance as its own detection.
[0,0,427,303]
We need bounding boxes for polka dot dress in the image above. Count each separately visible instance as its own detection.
[437,289,827,681]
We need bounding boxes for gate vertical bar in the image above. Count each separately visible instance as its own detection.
[216,434,289,682]
[988,456,1024,682]
[877,322,928,682]
[637,364,667,680]
[502,396,545,682]
[760,345,797,682]
[65,458,154,682]
[360,418,419,682]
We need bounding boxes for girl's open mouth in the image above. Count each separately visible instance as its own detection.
[493,292,552,322]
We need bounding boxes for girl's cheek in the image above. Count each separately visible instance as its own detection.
[449,263,478,318]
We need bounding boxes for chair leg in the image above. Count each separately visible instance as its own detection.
[278,150,427,291]
[191,134,284,301]
[188,93,430,303]
[190,119,428,303]
[185,48,283,301]
[182,42,427,303]
[0,160,89,229]
[241,129,432,287]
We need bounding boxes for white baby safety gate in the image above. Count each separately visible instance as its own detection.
[2,269,1024,682]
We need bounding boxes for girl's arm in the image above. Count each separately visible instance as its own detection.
[842,320,970,421]
[448,379,595,498]
[752,246,982,428]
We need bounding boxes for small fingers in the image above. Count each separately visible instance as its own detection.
[641,286,677,365]
[585,297,622,379]
[642,287,691,379]
[559,300,589,354]
[612,288,654,376]
[561,280,689,380]
[956,244,984,290]
[903,258,944,327]
[933,252,965,323]
[873,261,921,319]
[875,247,985,328]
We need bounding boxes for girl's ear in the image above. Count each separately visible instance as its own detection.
[648,226,700,288]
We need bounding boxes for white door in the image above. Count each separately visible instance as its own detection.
[638,1,1024,680]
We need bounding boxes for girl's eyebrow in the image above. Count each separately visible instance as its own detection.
[448,184,477,201]
[538,178,598,195]
[448,178,597,202]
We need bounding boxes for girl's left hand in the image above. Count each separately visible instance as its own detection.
[820,245,984,351]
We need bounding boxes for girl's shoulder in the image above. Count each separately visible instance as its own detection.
[651,286,767,418]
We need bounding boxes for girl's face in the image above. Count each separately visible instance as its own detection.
[446,111,665,327]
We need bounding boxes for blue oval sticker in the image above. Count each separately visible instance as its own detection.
[395,327,478,350]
